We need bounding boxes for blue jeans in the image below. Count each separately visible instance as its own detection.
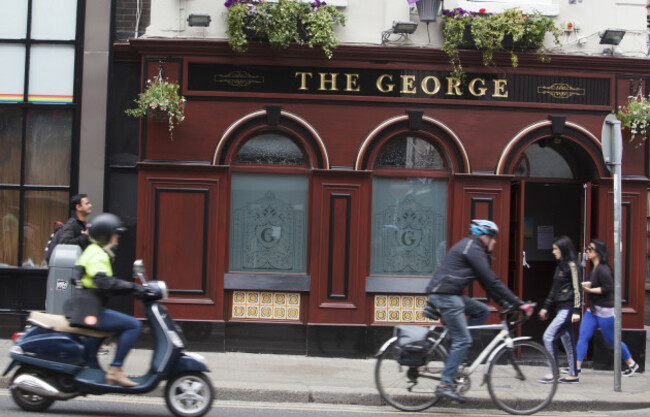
[543,307,578,376]
[86,308,142,368]
[577,309,632,363]
[428,294,490,386]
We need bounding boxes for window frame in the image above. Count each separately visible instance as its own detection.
[0,0,85,269]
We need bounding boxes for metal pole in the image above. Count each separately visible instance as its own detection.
[611,122,623,392]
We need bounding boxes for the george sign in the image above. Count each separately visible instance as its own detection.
[187,63,610,105]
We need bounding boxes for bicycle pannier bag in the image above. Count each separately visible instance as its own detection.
[395,325,431,367]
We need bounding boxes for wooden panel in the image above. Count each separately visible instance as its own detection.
[328,194,351,299]
[597,180,647,329]
[453,176,511,317]
[309,172,370,324]
[154,188,208,294]
[136,163,228,321]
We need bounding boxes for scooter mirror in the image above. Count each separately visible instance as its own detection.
[133,259,148,284]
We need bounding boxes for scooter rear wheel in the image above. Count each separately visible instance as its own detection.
[165,372,214,417]
[10,367,55,412]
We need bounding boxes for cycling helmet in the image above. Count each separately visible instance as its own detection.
[470,219,499,237]
[88,213,126,246]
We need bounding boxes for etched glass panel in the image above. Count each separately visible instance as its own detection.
[371,177,447,276]
[28,44,75,103]
[31,0,77,40]
[230,173,308,273]
[0,0,27,38]
[0,45,26,102]
[236,133,305,165]
[514,141,575,179]
[376,137,444,169]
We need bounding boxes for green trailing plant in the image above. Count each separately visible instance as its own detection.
[616,95,650,142]
[225,0,345,59]
[125,76,186,140]
[442,7,561,80]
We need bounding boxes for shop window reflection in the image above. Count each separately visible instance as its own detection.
[514,140,576,178]
[235,133,305,165]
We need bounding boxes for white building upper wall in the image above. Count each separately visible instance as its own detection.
[145,0,649,57]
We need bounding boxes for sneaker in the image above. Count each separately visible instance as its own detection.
[559,377,579,384]
[560,367,581,375]
[435,385,467,403]
[538,377,555,384]
[623,362,639,377]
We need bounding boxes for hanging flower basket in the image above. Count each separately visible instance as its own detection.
[125,76,186,140]
[147,107,169,122]
[616,95,650,143]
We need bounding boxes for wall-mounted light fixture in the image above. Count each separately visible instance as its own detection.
[187,14,212,27]
[599,29,625,45]
[381,21,418,45]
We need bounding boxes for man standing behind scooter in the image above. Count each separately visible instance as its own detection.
[59,193,93,249]
[75,213,146,387]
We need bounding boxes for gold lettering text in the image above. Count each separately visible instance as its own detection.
[376,74,395,93]
[445,77,463,96]
[344,73,361,92]
[468,78,487,96]
[295,72,312,91]
[400,75,417,94]
[421,76,441,96]
[493,79,508,98]
[318,73,339,91]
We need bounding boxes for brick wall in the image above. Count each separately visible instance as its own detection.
[114,0,151,42]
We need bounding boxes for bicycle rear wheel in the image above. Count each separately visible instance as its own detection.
[375,338,446,411]
[487,340,558,415]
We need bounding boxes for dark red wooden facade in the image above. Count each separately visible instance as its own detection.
[121,41,648,354]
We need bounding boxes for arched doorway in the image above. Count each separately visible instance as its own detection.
[501,124,606,340]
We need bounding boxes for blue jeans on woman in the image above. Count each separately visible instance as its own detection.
[428,294,490,386]
[86,308,142,368]
[577,309,632,362]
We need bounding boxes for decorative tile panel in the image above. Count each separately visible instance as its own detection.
[374,295,438,323]
[232,291,300,321]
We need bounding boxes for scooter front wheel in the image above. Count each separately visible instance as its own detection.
[10,366,55,412]
[165,372,214,417]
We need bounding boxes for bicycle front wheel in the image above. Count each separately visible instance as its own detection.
[375,338,446,412]
[487,340,558,415]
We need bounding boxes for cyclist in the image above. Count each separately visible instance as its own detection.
[425,219,534,403]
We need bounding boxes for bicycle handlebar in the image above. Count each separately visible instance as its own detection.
[499,301,537,327]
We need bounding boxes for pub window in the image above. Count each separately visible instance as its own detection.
[514,140,576,179]
[229,133,309,274]
[0,0,81,268]
[370,137,448,276]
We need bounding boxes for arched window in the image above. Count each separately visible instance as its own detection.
[513,139,577,179]
[229,132,309,274]
[370,136,449,276]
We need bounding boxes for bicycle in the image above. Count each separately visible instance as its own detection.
[375,303,558,415]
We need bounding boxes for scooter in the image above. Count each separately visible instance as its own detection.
[3,260,214,417]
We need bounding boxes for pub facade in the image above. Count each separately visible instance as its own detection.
[109,1,650,360]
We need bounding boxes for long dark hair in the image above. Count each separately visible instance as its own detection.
[553,235,578,269]
[589,238,609,265]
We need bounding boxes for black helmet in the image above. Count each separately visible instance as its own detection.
[88,213,126,246]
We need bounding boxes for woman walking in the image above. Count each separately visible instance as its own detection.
[539,235,582,383]
[575,238,639,376]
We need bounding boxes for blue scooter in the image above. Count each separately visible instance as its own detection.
[3,260,213,417]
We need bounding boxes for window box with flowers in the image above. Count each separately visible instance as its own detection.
[225,0,345,59]
[442,7,561,80]
[616,95,650,143]
[125,76,186,140]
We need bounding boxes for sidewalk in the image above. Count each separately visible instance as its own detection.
[1,331,649,412]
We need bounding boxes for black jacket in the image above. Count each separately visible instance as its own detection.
[426,235,523,308]
[542,261,582,314]
[586,263,614,309]
[59,213,90,249]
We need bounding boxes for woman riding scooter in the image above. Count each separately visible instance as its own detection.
[75,213,145,387]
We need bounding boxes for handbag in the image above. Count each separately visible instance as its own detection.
[64,286,103,330]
